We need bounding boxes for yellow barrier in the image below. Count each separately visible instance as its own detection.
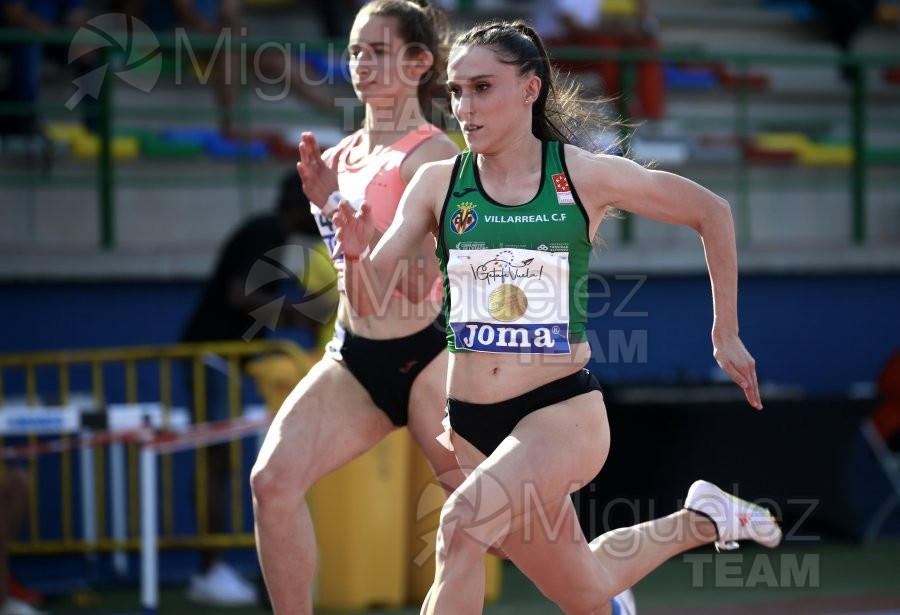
[1,340,503,610]
[0,339,313,555]
[311,430,412,610]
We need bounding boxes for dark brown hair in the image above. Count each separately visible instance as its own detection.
[453,20,626,238]
[359,0,450,122]
[451,19,618,151]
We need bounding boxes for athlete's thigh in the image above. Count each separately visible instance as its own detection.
[407,349,463,487]
[441,439,601,604]
[498,496,602,605]
[445,392,609,548]
[255,356,395,486]
[506,391,610,496]
[450,396,610,601]
[452,391,610,505]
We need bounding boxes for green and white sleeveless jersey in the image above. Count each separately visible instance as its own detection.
[436,141,592,354]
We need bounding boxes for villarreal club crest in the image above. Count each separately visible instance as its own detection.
[451,202,478,234]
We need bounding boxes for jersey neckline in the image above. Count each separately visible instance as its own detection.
[471,141,549,209]
[339,124,441,171]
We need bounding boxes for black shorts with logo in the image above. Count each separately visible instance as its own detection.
[326,315,446,426]
[447,368,603,456]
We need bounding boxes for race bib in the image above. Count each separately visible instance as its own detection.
[312,192,362,291]
[324,322,347,361]
[447,247,570,354]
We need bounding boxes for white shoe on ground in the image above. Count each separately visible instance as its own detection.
[684,479,782,551]
[611,588,636,615]
[187,560,258,606]
[0,598,47,615]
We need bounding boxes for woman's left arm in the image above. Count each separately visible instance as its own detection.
[573,150,762,409]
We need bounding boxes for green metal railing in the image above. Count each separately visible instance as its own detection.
[1,28,897,248]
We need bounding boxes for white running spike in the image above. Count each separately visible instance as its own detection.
[684,480,782,551]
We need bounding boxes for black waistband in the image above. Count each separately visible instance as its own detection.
[447,369,603,456]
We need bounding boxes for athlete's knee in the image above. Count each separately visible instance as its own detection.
[543,574,612,615]
[540,587,607,615]
[250,453,306,511]
[436,496,482,561]
[249,458,276,505]
[436,489,506,563]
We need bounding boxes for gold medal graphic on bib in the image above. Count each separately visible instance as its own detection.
[488,284,528,322]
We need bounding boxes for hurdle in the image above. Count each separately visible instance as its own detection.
[0,341,313,601]
[138,414,272,614]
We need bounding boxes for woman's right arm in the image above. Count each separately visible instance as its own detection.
[297,132,339,210]
[335,161,452,318]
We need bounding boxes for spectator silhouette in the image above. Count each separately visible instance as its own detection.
[180,168,331,607]
[807,0,878,81]
[0,0,96,136]
[872,349,900,452]
[0,468,46,615]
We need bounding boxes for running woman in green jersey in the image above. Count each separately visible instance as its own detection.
[333,20,781,615]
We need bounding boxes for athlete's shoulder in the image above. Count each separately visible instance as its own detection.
[400,127,459,184]
[414,156,459,185]
[562,143,637,180]
[407,131,460,164]
[562,143,650,213]
[322,129,360,166]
